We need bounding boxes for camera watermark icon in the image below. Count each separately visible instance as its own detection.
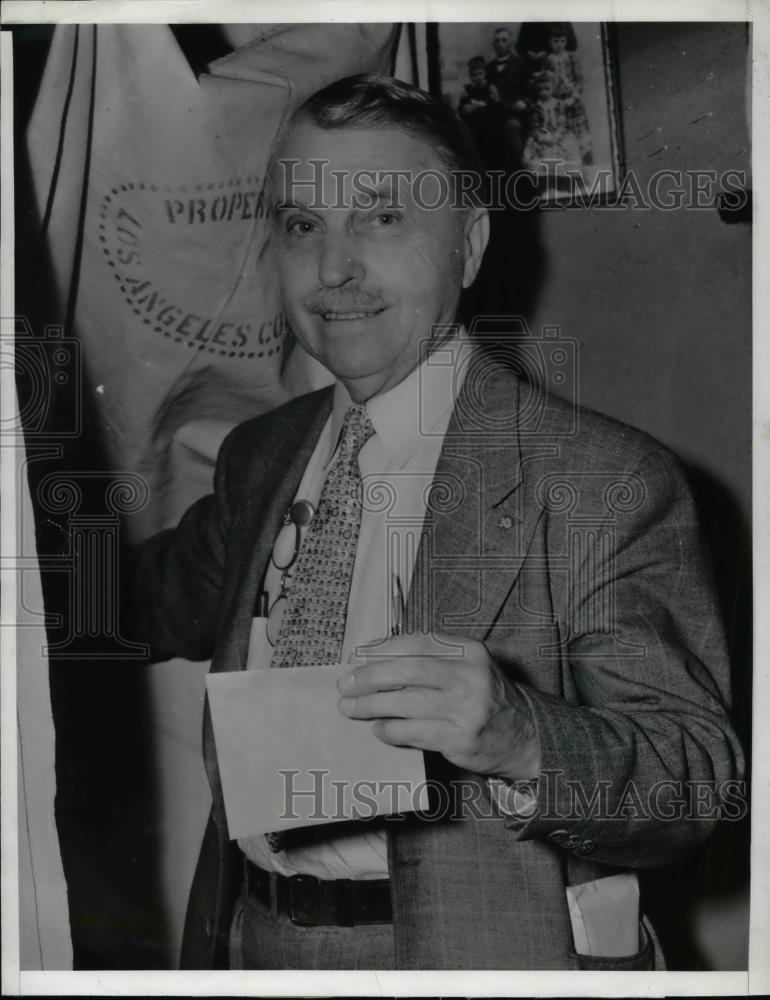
[2,317,82,438]
[419,316,579,439]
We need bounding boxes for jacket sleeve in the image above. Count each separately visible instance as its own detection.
[122,426,237,663]
[513,443,744,867]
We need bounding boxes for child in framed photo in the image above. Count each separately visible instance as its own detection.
[522,69,583,174]
[458,56,504,166]
[542,22,594,165]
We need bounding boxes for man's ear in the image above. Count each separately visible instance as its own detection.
[461,207,490,289]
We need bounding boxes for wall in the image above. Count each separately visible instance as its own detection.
[523,22,751,969]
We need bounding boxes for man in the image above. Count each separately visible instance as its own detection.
[129,75,742,970]
[485,27,532,164]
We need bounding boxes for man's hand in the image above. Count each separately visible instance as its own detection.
[337,632,540,780]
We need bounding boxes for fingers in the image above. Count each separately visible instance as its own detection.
[336,633,498,763]
[338,657,448,695]
[338,686,446,721]
[371,718,453,751]
[340,633,478,695]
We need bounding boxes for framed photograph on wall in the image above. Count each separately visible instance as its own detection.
[427,21,625,204]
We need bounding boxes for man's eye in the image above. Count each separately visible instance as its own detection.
[286,219,316,235]
[371,212,401,227]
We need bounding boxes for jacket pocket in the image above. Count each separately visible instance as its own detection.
[568,920,655,971]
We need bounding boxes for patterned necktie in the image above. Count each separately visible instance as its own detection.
[270,403,375,670]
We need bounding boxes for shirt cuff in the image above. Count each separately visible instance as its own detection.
[487,776,540,820]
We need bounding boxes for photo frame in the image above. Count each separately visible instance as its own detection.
[428,21,625,204]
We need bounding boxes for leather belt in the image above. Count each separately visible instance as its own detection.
[244,859,393,927]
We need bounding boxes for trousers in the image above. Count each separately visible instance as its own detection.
[229,890,396,970]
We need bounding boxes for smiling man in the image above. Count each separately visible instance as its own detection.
[272,118,477,400]
[130,75,742,971]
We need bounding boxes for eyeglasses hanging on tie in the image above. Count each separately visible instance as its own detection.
[262,506,407,645]
[261,500,315,648]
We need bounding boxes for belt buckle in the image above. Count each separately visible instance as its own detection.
[287,874,357,927]
[286,874,316,927]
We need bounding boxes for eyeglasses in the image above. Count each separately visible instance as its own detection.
[264,500,315,648]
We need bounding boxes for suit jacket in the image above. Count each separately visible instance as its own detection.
[485,54,531,118]
[130,353,742,970]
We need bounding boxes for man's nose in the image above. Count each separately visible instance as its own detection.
[318,234,365,288]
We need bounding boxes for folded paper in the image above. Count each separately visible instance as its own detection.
[566,873,640,957]
[206,662,428,840]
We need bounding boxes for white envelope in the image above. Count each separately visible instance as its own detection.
[206,662,428,840]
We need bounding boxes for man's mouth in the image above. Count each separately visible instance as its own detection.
[319,308,386,322]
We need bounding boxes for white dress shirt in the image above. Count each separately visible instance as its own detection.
[238,333,473,879]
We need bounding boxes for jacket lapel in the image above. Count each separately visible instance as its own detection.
[406,357,550,642]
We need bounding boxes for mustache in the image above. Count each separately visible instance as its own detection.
[305,289,387,314]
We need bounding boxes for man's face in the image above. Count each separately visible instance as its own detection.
[271,121,486,401]
[493,31,511,57]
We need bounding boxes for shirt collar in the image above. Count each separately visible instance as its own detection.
[325,327,471,468]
